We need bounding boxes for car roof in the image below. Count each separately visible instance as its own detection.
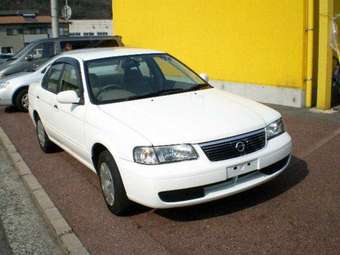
[59,47,164,61]
[28,35,122,44]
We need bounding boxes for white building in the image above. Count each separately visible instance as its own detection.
[68,19,113,37]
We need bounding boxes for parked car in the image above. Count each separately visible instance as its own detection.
[0,36,123,79]
[28,48,292,215]
[0,54,13,65]
[0,58,55,111]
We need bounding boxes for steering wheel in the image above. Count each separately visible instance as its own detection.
[96,84,122,98]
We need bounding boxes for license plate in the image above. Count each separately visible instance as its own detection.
[227,159,258,178]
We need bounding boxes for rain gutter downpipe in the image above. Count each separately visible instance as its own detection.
[305,0,314,108]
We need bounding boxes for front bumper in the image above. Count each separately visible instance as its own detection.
[118,132,292,209]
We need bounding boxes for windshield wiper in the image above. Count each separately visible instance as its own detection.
[109,85,211,103]
[156,88,186,95]
[121,88,185,101]
[156,85,210,95]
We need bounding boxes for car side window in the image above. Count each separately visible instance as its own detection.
[28,42,55,61]
[59,64,82,96]
[42,63,64,94]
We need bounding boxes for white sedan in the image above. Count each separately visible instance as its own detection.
[28,48,292,215]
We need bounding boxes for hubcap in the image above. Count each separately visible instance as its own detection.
[100,162,115,206]
[37,121,46,146]
[21,93,29,110]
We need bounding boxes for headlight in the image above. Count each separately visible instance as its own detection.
[133,144,198,165]
[0,80,10,89]
[266,118,285,140]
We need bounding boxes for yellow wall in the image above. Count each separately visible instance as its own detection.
[336,0,340,43]
[113,0,307,89]
[336,0,340,13]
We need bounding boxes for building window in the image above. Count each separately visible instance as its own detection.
[83,32,95,36]
[23,27,48,35]
[97,32,108,36]
[6,28,23,35]
[1,47,13,54]
[69,32,81,37]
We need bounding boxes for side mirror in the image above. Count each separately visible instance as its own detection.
[25,55,33,62]
[56,90,80,104]
[199,73,209,82]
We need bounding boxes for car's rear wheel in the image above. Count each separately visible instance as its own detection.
[97,150,132,215]
[36,119,56,153]
[14,88,29,112]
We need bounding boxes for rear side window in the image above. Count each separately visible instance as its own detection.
[28,42,55,60]
[59,64,82,96]
[60,39,118,52]
[42,63,64,94]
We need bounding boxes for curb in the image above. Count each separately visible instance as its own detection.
[0,127,90,255]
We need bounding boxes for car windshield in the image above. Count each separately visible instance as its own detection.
[85,54,211,104]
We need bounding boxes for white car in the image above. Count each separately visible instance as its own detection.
[28,48,292,215]
[0,61,52,111]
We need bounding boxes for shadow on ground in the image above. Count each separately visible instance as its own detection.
[4,106,21,113]
[155,156,308,221]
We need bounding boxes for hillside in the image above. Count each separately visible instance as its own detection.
[0,0,112,19]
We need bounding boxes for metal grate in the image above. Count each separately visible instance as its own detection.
[200,129,266,161]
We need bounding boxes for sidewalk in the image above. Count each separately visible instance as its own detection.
[0,142,63,255]
[0,222,11,255]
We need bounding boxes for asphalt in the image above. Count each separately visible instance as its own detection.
[0,105,340,255]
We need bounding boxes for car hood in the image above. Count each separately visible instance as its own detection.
[0,71,31,82]
[98,88,281,145]
[0,59,14,70]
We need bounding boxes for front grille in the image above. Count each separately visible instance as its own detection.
[200,129,266,161]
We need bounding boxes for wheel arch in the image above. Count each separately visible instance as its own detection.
[33,110,40,123]
[92,143,110,174]
[11,85,29,105]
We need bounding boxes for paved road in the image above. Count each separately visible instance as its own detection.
[0,106,340,255]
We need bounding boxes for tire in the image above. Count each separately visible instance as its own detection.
[97,150,132,215]
[36,119,56,153]
[14,88,29,112]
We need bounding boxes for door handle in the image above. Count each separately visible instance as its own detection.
[54,104,58,109]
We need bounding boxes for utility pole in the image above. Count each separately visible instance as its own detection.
[51,0,59,38]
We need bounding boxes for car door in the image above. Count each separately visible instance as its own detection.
[36,63,64,139]
[53,60,87,160]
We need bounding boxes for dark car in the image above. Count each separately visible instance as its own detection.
[0,54,13,65]
[0,36,123,78]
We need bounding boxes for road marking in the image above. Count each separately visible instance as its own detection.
[299,127,340,159]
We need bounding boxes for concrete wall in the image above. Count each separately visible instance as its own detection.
[0,28,24,53]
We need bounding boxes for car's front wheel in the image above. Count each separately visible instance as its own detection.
[36,119,56,153]
[14,88,29,112]
[97,150,132,215]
